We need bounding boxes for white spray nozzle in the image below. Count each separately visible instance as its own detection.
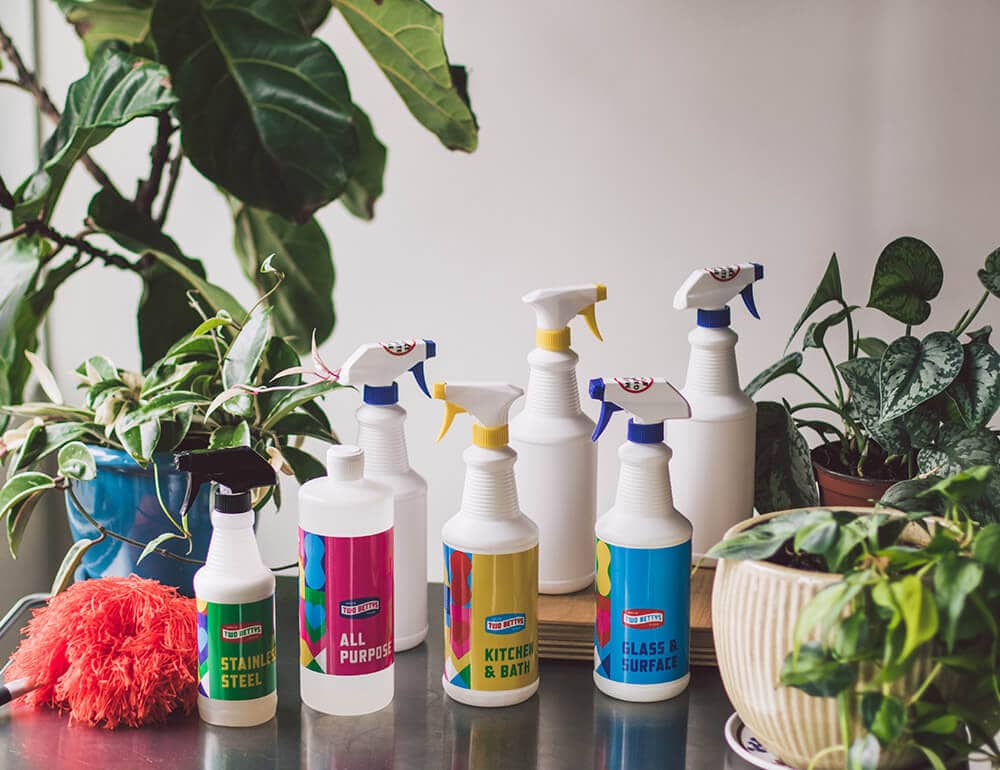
[340,339,436,402]
[523,284,607,349]
[673,263,764,323]
[432,381,523,448]
[589,377,690,442]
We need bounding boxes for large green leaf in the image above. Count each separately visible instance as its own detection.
[867,236,943,325]
[918,425,999,478]
[752,401,818,514]
[88,188,208,367]
[779,641,856,697]
[335,0,478,152]
[14,47,176,223]
[340,105,387,221]
[786,253,843,349]
[945,341,1000,428]
[57,0,153,57]
[261,380,339,431]
[0,472,56,524]
[0,236,44,354]
[281,444,326,484]
[934,555,983,650]
[878,476,946,516]
[223,309,272,390]
[151,0,358,222]
[838,358,909,455]
[294,0,333,32]
[978,246,1000,298]
[803,305,857,351]
[744,352,802,397]
[878,332,963,422]
[229,201,335,351]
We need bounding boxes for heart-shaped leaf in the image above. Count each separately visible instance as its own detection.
[229,201,335,352]
[116,417,161,464]
[14,47,176,223]
[878,476,946,516]
[878,332,963,422]
[58,441,97,481]
[838,358,909,455]
[780,641,856,697]
[860,692,906,744]
[978,245,1000,298]
[152,0,358,222]
[867,236,943,325]
[803,305,858,351]
[918,425,999,478]
[786,253,843,348]
[744,352,802,397]
[750,401,818,514]
[856,336,888,359]
[945,341,1000,428]
[336,0,478,152]
[340,105,386,221]
[934,554,983,651]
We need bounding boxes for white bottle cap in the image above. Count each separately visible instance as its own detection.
[326,444,364,481]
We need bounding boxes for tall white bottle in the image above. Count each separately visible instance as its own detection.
[298,445,395,716]
[339,339,436,651]
[670,263,764,558]
[510,284,607,594]
[175,447,279,727]
[433,381,539,708]
[589,377,693,703]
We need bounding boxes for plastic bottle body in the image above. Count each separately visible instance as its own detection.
[356,403,429,651]
[298,463,395,716]
[194,510,277,727]
[511,347,597,594]
[669,325,756,558]
[593,441,692,703]
[441,445,540,708]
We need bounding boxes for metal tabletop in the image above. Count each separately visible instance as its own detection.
[0,578,756,769]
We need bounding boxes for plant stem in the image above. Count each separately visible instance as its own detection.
[156,149,183,227]
[0,173,16,211]
[135,112,174,217]
[806,744,846,770]
[795,372,839,407]
[838,691,854,766]
[821,342,845,407]
[844,304,856,359]
[951,291,990,337]
[790,402,843,415]
[0,19,118,196]
[905,324,912,337]
[3,220,140,272]
[907,662,942,706]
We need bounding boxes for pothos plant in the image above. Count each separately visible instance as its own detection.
[709,466,1000,770]
[0,0,478,414]
[0,262,341,594]
[746,237,1000,521]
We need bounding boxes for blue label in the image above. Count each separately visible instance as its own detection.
[594,539,690,685]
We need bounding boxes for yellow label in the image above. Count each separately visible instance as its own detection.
[443,545,538,692]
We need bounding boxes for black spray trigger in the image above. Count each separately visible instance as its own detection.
[174,446,276,515]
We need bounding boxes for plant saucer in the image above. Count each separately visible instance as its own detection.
[724,712,799,769]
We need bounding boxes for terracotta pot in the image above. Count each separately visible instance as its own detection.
[712,508,925,770]
[812,443,896,507]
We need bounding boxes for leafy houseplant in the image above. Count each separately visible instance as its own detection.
[747,237,1000,518]
[0,0,478,411]
[709,467,1000,770]
[0,270,340,594]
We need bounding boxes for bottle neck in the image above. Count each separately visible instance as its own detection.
[684,326,740,395]
[614,442,675,518]
[206,511,265,571]
[356,404,410,475]
[460,446,521,520]
[524,348,581,418]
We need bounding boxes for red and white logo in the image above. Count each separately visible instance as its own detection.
[706,265,741,282]
[381,340,416,356]
[221,622,264,643]
[622,609,664,629]
[614,377,653,393]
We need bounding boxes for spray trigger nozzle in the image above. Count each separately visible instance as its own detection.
[740,283,760,319]
[588,377,690,444]
[435,398,467,442]
[340,339,436,405]
[579,303,604,342]
[409,361,431,398]
[174,446,276,518]
[592,401,623,441]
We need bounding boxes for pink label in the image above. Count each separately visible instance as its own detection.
[299,528,394,676]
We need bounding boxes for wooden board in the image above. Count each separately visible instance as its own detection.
[537,565,716,666]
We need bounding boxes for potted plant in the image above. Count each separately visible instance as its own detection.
[0,0,478,408]
[709,466,1000,770]
[746,237,1000,514]
[0,268,339,596]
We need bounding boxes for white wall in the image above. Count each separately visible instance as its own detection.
[3,1,999,587]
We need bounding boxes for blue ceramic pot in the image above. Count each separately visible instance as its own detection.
[65,446,212,596]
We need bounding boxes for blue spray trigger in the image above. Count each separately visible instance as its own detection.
[409,361,431,398]
[592,402,622,442]
[740,283,760,320]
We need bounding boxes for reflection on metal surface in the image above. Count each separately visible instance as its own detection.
[446,697,539,770]
[302,702,395,769]
[593,690,688,770]
[201,717,278,770]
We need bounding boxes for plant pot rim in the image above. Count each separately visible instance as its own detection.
[718,507,896,584]
[810,442,902,488]
[81,444,184,471]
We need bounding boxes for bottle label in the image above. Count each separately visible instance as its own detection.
[443,545,538,692]
[197,596,276,701]
[594,538,690,685]
[299,528,394,676]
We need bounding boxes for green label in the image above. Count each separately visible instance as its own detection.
[197,596,276,701]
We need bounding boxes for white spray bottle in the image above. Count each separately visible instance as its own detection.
[340,338,435,652]
[510,284,606,594]
[433,381,539,708]
[175,447,278,727]
[671,263,763,558]
[589,377,692,703]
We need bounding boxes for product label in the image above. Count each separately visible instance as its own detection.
[707,265,741,281]
[299,528,394,676]
[594,539,690,685]
[197,596,276,701]
[443,545,538,692]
